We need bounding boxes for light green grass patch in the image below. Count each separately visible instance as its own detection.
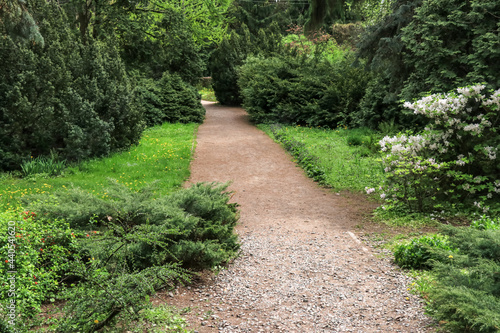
[199,87,217,102]
[260,124,385,193]
[0,122,198,211]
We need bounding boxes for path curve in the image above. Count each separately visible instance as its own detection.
[160,102,434,332]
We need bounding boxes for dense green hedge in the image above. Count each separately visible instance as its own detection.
[0,0,205,172]
[238,54,370,128]
[0,1,143,170]
[134,73,205,127]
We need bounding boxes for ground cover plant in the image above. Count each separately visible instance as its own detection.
[0,122,240,332]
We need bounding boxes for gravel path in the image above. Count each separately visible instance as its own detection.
[158,101,435,332]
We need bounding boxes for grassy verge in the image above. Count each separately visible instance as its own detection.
[0,122,198,211]
[259,124,384,192]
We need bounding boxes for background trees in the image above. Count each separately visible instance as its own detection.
[1,0,231,171]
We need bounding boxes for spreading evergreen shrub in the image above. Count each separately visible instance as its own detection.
[25,181,240,270]
[424,226,500,332]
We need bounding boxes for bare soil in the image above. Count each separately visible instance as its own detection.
[154,101,436,332]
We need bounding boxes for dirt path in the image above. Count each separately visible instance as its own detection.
[155,102,435,332]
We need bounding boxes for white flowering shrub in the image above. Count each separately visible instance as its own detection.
[370,84,500,213]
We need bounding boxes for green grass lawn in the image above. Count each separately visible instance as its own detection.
[0,122,198,211]
[260,124,385,193]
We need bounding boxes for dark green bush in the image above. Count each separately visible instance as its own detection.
[0,0,144,171]
[357,0,500,129]
[209,24,283,105]
[238,54,370,128]
[400,0,500,99]
[134,73,205,127]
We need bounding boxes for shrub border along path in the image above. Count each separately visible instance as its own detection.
[156,101,436,332]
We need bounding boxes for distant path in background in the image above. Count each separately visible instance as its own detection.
[158,101,435,332]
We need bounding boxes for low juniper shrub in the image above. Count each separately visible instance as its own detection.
[10,182,240,331]
[424,226,500,332]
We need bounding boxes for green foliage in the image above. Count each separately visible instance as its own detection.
[423,226,500,332]
[356,0,423,129]
[269,124,326,183]
[401,0,500,99]
[0,0,144,171]
[346,133,363,146]
[209,23,283,105]
[25,181,240,270]
[374,85,500,214]
[305,0,365,32]
[0,0,44,46]
[330,22,364,48]
[21,155,66,177]
[138,304,190,332]
[134,73,205,127]
[199,87,217,102]
[471,215,500,231]
[283,27,347,63]
[357,0,500,129]
[2,182,239,331]
[238,53,370,128]
[393,233,453,269]
[0,210,77,323]
[56,263,190,332]
[228,0,309,35]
